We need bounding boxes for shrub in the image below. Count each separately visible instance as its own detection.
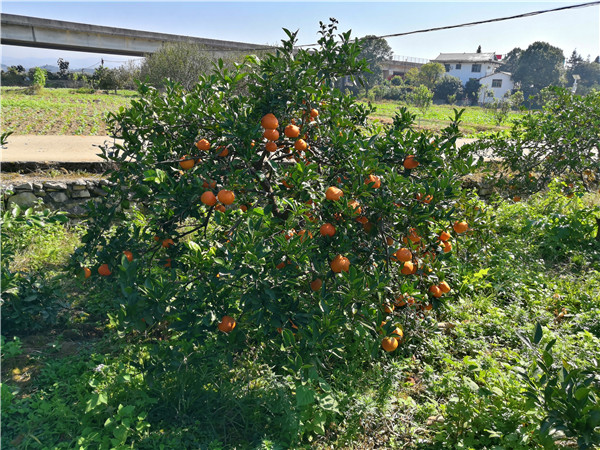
[31,67,47,94]
[408,84,433,114]
[470,87,600,197]
[74,21,475,440]
[433,75,463,103]
[140,42,239,90]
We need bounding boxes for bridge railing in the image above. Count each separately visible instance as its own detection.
[390,55,430,64]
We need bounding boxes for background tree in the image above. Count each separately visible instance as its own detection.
[433,75,463,103]
[566,49,600,95]
[418,62,445,90]
[512,41,565,107]
[464,78,482,106]
[356,35,393,94]
[140,42,237,90]
[476,45,482,53]
[499,47,522,74]
[57,58,70,78]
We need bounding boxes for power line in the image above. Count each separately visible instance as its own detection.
[291,1,600,49]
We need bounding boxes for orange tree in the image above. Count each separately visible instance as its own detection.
[73,20,476,434]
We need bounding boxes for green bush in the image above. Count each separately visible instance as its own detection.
[470,87,600,197]
[73,21,478,441]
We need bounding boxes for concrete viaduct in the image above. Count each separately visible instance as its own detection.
[0,13,272,57]
[1,13,426,75]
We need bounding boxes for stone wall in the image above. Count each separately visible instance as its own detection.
[1,179,114,217]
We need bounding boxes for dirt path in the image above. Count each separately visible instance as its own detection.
[1,135,477,163]
[1,135,121,163]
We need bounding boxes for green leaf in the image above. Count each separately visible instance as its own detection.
[296,384,315,407]
[533,322,543,345]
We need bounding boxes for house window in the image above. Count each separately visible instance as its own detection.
[471,64,481,73]
[444,64,451,72]
[456,63,461,70]
[492,79,502,88]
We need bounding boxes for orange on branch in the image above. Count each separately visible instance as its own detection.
[217,189,235,205]
[201,191,218,207]
[326,186,343,201]
[261,113,279,130]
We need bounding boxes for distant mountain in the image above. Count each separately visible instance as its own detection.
[40,64,59,73]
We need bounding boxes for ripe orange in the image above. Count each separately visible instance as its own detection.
[384,303,394,314]
[391,327,404,342]
[330,254,350,273]
[416,193,433,203]
[363,222,374,232]
[217,147,229,157]
[153,235,161,242]
[276,261,286,269]
[356,216,369,225]
[218,315,236,333]
[365,174,381,189]
[218,189,235,205]
[98,264,111,276]
[320,223,336,237]
[326,186,343,201]
[310,278,323,291]
[386,237,394,246]
[395,248,412,262]
[294,139,308,151]
[265,141,278,152]
[83,267,91,279]
[439,281,451,293]
[284,124,300,138]
[123,250,133,262]
[348,199,361,215]
[196,139,210,151]
[439,231,451,241]
[401,261,414,275]
[215,204,226,213]
[513,196,521,202]
[202,180,217,189]
[403,155,419,169]
[453,221,468,234]
[407,228,421,243]
[443,241,452,253]
[162,238,175,248]
[263,128,280,141]
[201,191,218,206]
[429,285,442,298]
[310,108,319,118]
[261,113,279,130]
[381,337,398,352]
[179,155,195,170]
[240,205,248,212]
[164,258,172,268]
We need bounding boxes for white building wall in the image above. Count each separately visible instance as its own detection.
[443,62,499,85]
[478,72,514,104]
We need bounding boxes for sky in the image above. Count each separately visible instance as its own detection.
[1,1,599,69]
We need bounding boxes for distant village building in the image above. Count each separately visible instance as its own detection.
[432,52,515,104]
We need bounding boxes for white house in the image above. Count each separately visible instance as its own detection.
[478,71,514,103]
[432,52,515,104]
[432,52,502,85]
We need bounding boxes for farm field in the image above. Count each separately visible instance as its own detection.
[0,87,518,138]
[0,87,136,135]
[365,100,525,135]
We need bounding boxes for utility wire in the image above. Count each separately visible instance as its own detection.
[210,1,600,52]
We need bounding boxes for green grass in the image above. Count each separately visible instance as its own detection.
[1,88,524,138]
[366,100,526,136]
[2,186,599,448]
[0,87,136,136]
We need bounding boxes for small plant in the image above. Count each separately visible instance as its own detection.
[31,67,47,94]
[517,323,600,449]
[409,84,433,115]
